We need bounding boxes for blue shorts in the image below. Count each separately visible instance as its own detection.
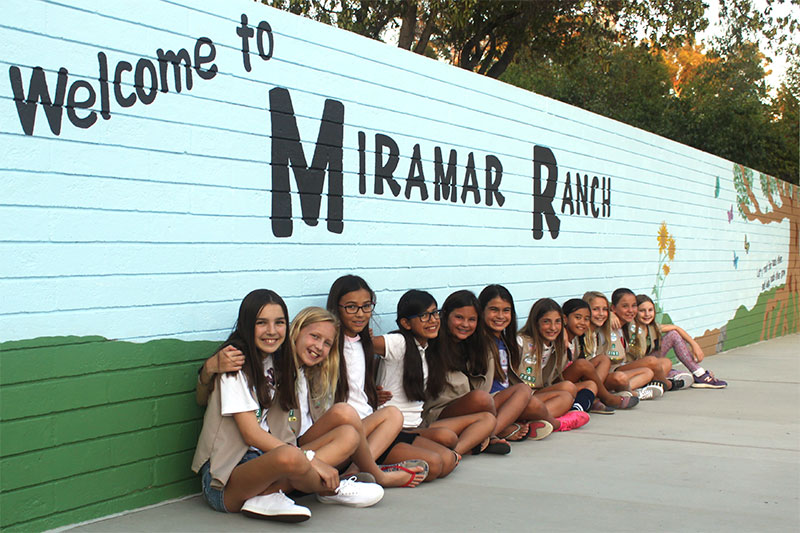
[200,449,261,512]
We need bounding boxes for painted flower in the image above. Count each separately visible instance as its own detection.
[668,237,676,261]
[657,222,669,252]
[663,264,670,276]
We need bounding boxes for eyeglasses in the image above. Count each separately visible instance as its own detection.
[407,310,440,322]
[339,303,375,314]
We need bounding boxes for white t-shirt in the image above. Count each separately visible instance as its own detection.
[220,356,273,451]
[296,369,313,437]
[344,335,373,419]
[377,332,428,429]
[541,343,554,368]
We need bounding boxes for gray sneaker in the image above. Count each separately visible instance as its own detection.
[668,371,693,390]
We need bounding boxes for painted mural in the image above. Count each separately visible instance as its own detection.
[1,0,797,530]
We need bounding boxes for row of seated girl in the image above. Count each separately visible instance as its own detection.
[190,277,727,523]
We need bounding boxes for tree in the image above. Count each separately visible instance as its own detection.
[733,165,799,339]
[261,0,708,78]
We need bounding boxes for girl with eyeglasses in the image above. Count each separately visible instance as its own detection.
[325,275,428,485]
[373,290,497,463]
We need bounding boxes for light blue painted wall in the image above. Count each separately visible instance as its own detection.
[1,0,790,344]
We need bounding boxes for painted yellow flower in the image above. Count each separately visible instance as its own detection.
[667,237,676,261]
[663,264,670,276]
[657,222,669,252]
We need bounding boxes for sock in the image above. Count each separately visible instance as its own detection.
[571,389,595,412]
[693,367,706,377]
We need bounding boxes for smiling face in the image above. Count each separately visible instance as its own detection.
[401,303,440,347]
[483,296,512,337]
[447,305,478,341]
[254,303,287,356]
[537,310,562,342]
[637,300,656,325]
[338,288,373,337]
[588,297,609,329]
[565,308,590,339]
[294,320,337,367]
[612,294,638,324]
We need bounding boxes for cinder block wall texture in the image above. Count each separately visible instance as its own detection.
[1,0,797,530]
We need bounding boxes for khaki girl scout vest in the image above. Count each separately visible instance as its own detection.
[516,335,567,390]
[623,322,659,361]
[606,328,628,368]
[422,370,471,427]
[467,345,524,394]
[191,374,329,490]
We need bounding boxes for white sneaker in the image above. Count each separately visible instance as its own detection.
[241,491,311,522]
[636,382,664,400]
[316,476,384,508]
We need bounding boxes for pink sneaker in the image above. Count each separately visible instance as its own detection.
[554,410,590,431]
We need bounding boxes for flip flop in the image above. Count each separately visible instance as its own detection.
[473,437,511,455]
[498,422,524,441]
[380,459,429,487]
[527,420,553,441]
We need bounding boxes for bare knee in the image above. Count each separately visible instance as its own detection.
[272,445,310,476]
[472,390,496,414]
[381,405,404,429]
[556,381,578,396]
[427,427,458,449]
[326,402,361,428]
[606,372,628,390]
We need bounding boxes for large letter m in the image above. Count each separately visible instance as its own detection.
[269,87,344,237]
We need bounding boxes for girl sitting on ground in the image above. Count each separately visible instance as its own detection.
[425,290,554,446]
[373,289,497,460]
[477,285,587,431]
[191,290,381,523]
[581,291,656,398]
[515,297,591,430]
[560,298,639,413]
[325,274,436,483]
[633,294,727,389]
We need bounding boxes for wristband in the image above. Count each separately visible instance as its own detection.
[304,449,315,462]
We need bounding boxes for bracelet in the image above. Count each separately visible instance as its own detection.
[303,449,315,462]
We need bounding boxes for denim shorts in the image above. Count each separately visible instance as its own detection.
[200,449,262,513]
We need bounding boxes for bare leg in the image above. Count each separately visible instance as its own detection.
[590,354,612,381]
[361,406,403,459]
[438,390,496,419]
[563,359,619,406]
[223,445,315,512]
[607,367,654,391]
[618,357,670,388]
[493,384,534,439]
[299,403,423,488]
[428,412,496,455]
[383,436,457,481]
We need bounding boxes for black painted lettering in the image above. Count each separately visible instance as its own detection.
[433,147,457,202]
[561,171,574,215]
[484,155,505,207]
[157,47,193,93]
[194,37,218,80]
[256,21,274,61]
[533,145,560,240]
[602,177,611,217]
[461,152,480,204]
[66,79,97,129]
[405,144,429,200]
[374,134,401,196]
[97,52,110,120]
[134,58,158,105]
[575,173,588,215]
[113,61,136,108]
[8,66,68,136]
[269,87,344,237]
[590,175,600,218]
[358,130,367,194]
[237,14,254,72]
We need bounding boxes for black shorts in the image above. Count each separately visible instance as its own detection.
[376,430,419,464]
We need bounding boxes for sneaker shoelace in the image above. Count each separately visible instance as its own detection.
[336,477,358,495]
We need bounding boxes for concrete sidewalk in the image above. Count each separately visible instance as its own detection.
[60,334,800,532]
